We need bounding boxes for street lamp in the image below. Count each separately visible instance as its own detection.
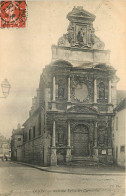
[0,79,11,98]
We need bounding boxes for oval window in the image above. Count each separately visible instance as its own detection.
[75,83,88,102]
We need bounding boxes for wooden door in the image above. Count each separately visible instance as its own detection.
[73,124,89,156]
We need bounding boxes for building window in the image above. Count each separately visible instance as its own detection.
[18,138,21,141]
[116,117,118,131]
[99,82,105,99]
[33,126,35,138]
[120,146,125,152]
[29,129,31,140]
[25,132,27,141]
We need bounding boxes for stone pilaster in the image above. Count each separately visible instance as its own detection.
[94,121,97,147]
[52,121,56,147]
[66,121,72,162]
[94,79,97,103]
[93,121,98,161]
[67,121,71,147]
[52,76,56,101]
[50,147,57,166]
[66,148,72,162]
[68,77,71,101]
[50,121,57,165]
[108,80,111,104]
[52,76,56,110]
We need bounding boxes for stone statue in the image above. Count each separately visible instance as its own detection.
[77,31,84,47]
[58,7,105,50]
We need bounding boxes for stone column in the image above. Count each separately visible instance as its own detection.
[108,80,111,104]
[107,121,112,147]
[66,121,72,162]
[67,121,70,147]
[52,76,55,101]
[68,77,70,101]
[93,121,98,161]
[107,121,113,164]
[52,121,56,147]
[50,120,57,165]
[94,79,97,103]
[94,122,97,147]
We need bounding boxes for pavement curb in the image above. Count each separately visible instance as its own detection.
[11,161,125,176]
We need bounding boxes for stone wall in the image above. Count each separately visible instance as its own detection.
[17,146,23,161]
[22,108,50,166]
[52,46,110,67]
[18,136,48,166]
[113,107,126,167]
[23,111,41,142]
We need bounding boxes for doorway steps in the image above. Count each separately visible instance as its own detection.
[66,156,102,166]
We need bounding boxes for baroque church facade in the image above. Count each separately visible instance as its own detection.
[15,7,120,166]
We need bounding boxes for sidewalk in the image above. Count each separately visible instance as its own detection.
[12,161,125,175]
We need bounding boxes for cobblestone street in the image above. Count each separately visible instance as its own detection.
[0,161,125,196]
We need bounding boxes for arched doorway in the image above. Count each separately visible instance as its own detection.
[73,124,89,156]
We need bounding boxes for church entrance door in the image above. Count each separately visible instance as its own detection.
[73,124,89,156]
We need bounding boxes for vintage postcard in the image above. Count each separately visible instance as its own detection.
[0,0,126,196]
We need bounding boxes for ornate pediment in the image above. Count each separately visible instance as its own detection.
[58,7,105,50]
[67,6,95,22]
[67,105,98,114]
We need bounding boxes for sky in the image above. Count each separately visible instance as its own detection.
[0,0,126,138]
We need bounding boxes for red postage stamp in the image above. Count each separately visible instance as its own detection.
[0,1,27,28]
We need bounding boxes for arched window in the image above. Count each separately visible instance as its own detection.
[99,82,105,99]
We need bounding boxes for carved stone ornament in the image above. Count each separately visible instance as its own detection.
[57,7,105,50]
[76,26,87,47]
[71,75,93,102]
[67,105,98,114]
[74,83,88,102]
[58,34,71,47]
[92,35,105,50]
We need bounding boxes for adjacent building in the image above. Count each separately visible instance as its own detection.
[0,133,11,160]
[112,98,126,167]
[11,124,24,161]
[11,7,125,167]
